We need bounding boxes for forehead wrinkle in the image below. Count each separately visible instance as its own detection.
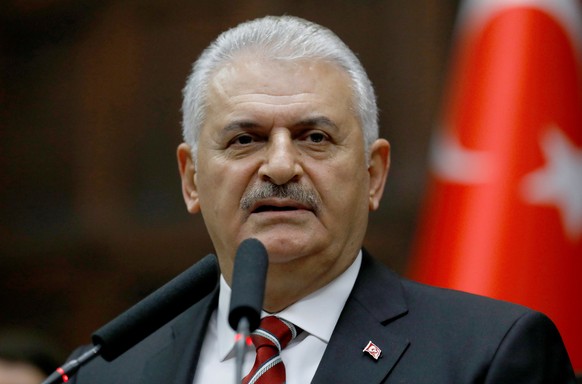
[229,93,319,105]
[222,113,339,134]
[221,100,329,126]
[211,65,319,101]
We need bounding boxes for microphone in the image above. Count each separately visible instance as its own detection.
[42,253,219,384]
[93,253,219,361]
[228,238,268,384]
[228,238,268,332]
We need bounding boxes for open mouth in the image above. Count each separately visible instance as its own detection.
[253,205,301,213]
[249,198,314,215]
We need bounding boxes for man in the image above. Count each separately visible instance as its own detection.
[69,15,575,383]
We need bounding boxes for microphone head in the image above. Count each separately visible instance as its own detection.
[228,238,268,332]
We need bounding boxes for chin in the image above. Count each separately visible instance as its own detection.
[255,235,322,265]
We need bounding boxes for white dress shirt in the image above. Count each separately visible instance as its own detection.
[193,251,362,384]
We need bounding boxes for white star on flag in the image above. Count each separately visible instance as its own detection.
[521,126,582,241]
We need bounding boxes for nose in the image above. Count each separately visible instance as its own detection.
[258,128,303,185]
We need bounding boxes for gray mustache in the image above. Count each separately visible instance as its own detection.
[240,183,322,214]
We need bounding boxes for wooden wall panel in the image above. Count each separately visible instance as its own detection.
[0,0,458,351]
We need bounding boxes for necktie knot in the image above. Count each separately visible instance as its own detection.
[250,316,299,352]
[242,316,300,384]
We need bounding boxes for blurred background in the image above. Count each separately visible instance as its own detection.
[0,0,465,355]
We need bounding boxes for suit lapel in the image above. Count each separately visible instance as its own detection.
[140,285,219,384]
[312,251,410,383]
[137,251,408,383]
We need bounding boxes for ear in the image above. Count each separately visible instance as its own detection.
[177,143,201,214]
[367,139,391,211]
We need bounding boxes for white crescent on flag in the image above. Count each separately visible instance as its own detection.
[430,129,493,184]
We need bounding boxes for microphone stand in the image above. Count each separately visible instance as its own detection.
[234,317,251,384]
[41,345,101,384]
[40,254,219,384]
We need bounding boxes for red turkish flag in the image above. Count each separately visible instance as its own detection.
[408,0,582,370]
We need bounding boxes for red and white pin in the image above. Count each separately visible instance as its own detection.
[363,341,382,360]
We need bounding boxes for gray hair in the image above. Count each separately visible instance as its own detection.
[181,15,378,161]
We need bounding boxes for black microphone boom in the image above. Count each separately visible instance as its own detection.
[228,238,268,332]
[92,253,219,361]
[42,254,219,384]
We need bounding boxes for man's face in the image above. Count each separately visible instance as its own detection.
[178,56,389,310]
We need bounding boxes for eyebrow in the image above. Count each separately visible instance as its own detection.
[223,120,261,133]
[295,116,338,131]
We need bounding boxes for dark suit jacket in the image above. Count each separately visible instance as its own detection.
[68,251,575,383]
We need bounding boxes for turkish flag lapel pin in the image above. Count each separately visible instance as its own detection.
[363,341,382,360]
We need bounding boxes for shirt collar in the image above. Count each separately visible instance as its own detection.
[216,250,362,361]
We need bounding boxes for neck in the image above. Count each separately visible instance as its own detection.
[261,255,356,312]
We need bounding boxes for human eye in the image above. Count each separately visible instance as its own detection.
[303,131,329,144]
[231,133,255,146]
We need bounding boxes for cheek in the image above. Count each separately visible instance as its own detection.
[318,162,370,215]
[197,161,255,215]
[199,177,234,214]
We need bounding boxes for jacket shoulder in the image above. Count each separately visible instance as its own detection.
[389,277,574,382]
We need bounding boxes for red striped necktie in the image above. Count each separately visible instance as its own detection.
[242,316,300,384]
